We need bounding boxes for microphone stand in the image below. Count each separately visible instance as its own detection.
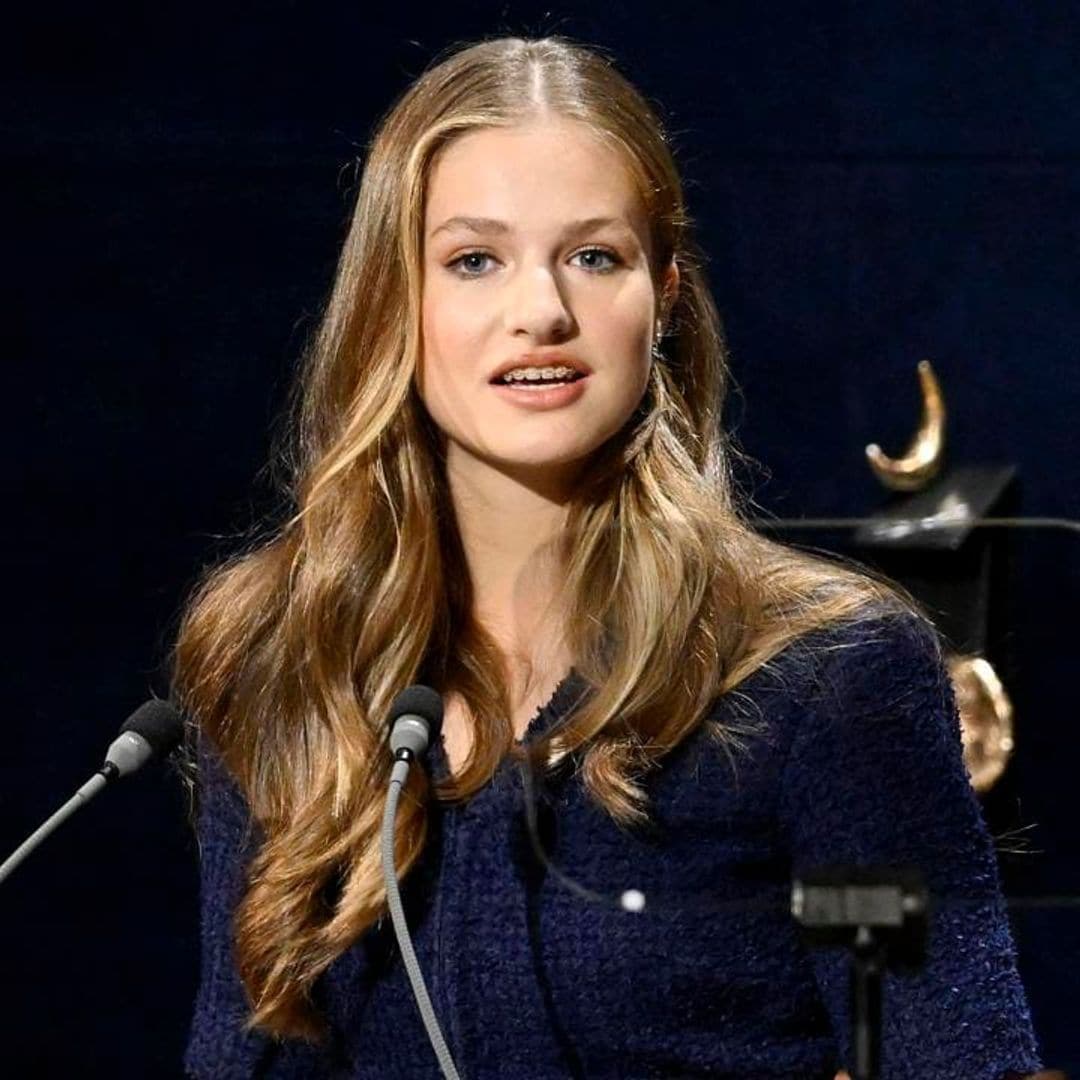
[792,866,927,1080]
[850,924,887,1079]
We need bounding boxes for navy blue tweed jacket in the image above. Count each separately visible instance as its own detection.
[184,610,1042,1078]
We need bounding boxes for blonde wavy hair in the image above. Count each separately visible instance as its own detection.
[172,35,923,1042]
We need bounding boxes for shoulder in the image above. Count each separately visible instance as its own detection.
[190,728,263,872]
[792,605,947,717]
[770,603,956,770]
[724,604,946,727]
[774,605,983,885]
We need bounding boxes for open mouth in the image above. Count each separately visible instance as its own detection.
[489,372,591,408]
[492,371,588,389]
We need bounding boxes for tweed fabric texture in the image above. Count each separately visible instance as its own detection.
[184,611,1041,1078]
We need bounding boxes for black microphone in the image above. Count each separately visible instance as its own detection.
[387,684,444,763]
[0,698,185,885]
[105,698,186,779]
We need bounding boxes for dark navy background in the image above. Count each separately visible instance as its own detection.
[3,3,1076,1074]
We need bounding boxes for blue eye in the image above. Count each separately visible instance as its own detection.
[445,246,623,279]
[448,251,496,277]
[571,247,622,272]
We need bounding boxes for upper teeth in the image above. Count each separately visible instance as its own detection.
[500,366,578,382]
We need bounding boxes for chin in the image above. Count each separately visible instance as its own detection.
[485,445,594,476]
[501,449,591,470]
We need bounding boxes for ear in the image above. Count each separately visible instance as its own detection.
[658,258,680,330]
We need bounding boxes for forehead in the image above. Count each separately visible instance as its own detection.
[424,118,646,233]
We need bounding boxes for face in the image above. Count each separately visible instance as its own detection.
[417,117,678,493]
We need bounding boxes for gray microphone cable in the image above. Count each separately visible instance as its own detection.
[381,685,462,1080]
[0,698,184,886]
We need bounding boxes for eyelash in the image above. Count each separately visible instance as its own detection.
[446,246,623,278]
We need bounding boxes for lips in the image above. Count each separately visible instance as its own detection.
[488,353,592,383]
[490,375,590,410]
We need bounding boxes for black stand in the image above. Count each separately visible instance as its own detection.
[850,925,886,1079]
[792,866,928,1080]
[852,463,1018,658]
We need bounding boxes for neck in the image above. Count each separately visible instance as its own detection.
[445,450,578,690]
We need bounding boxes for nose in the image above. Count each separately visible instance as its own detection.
[504,264,575,342]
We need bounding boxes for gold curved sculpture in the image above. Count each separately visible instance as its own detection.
[947,652,1015,793]
[865,360,946,492]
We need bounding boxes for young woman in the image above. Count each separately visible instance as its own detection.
[175,36,1042,1079]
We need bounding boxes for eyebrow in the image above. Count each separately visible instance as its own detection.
[428,215,633,241]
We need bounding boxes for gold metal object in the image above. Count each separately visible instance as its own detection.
[946,652,1015,793]
[866,360,946,492]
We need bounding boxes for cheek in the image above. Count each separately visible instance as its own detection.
[420,286,447,365]
[417,285,487,432]
[600,286,655,371]
[419,288,456,397]
[609,289,658,411]
[603,272,656,338]
[420,284,486,375]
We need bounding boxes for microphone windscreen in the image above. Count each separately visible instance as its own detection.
[389,685,444,735]
[119,699,185,758]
